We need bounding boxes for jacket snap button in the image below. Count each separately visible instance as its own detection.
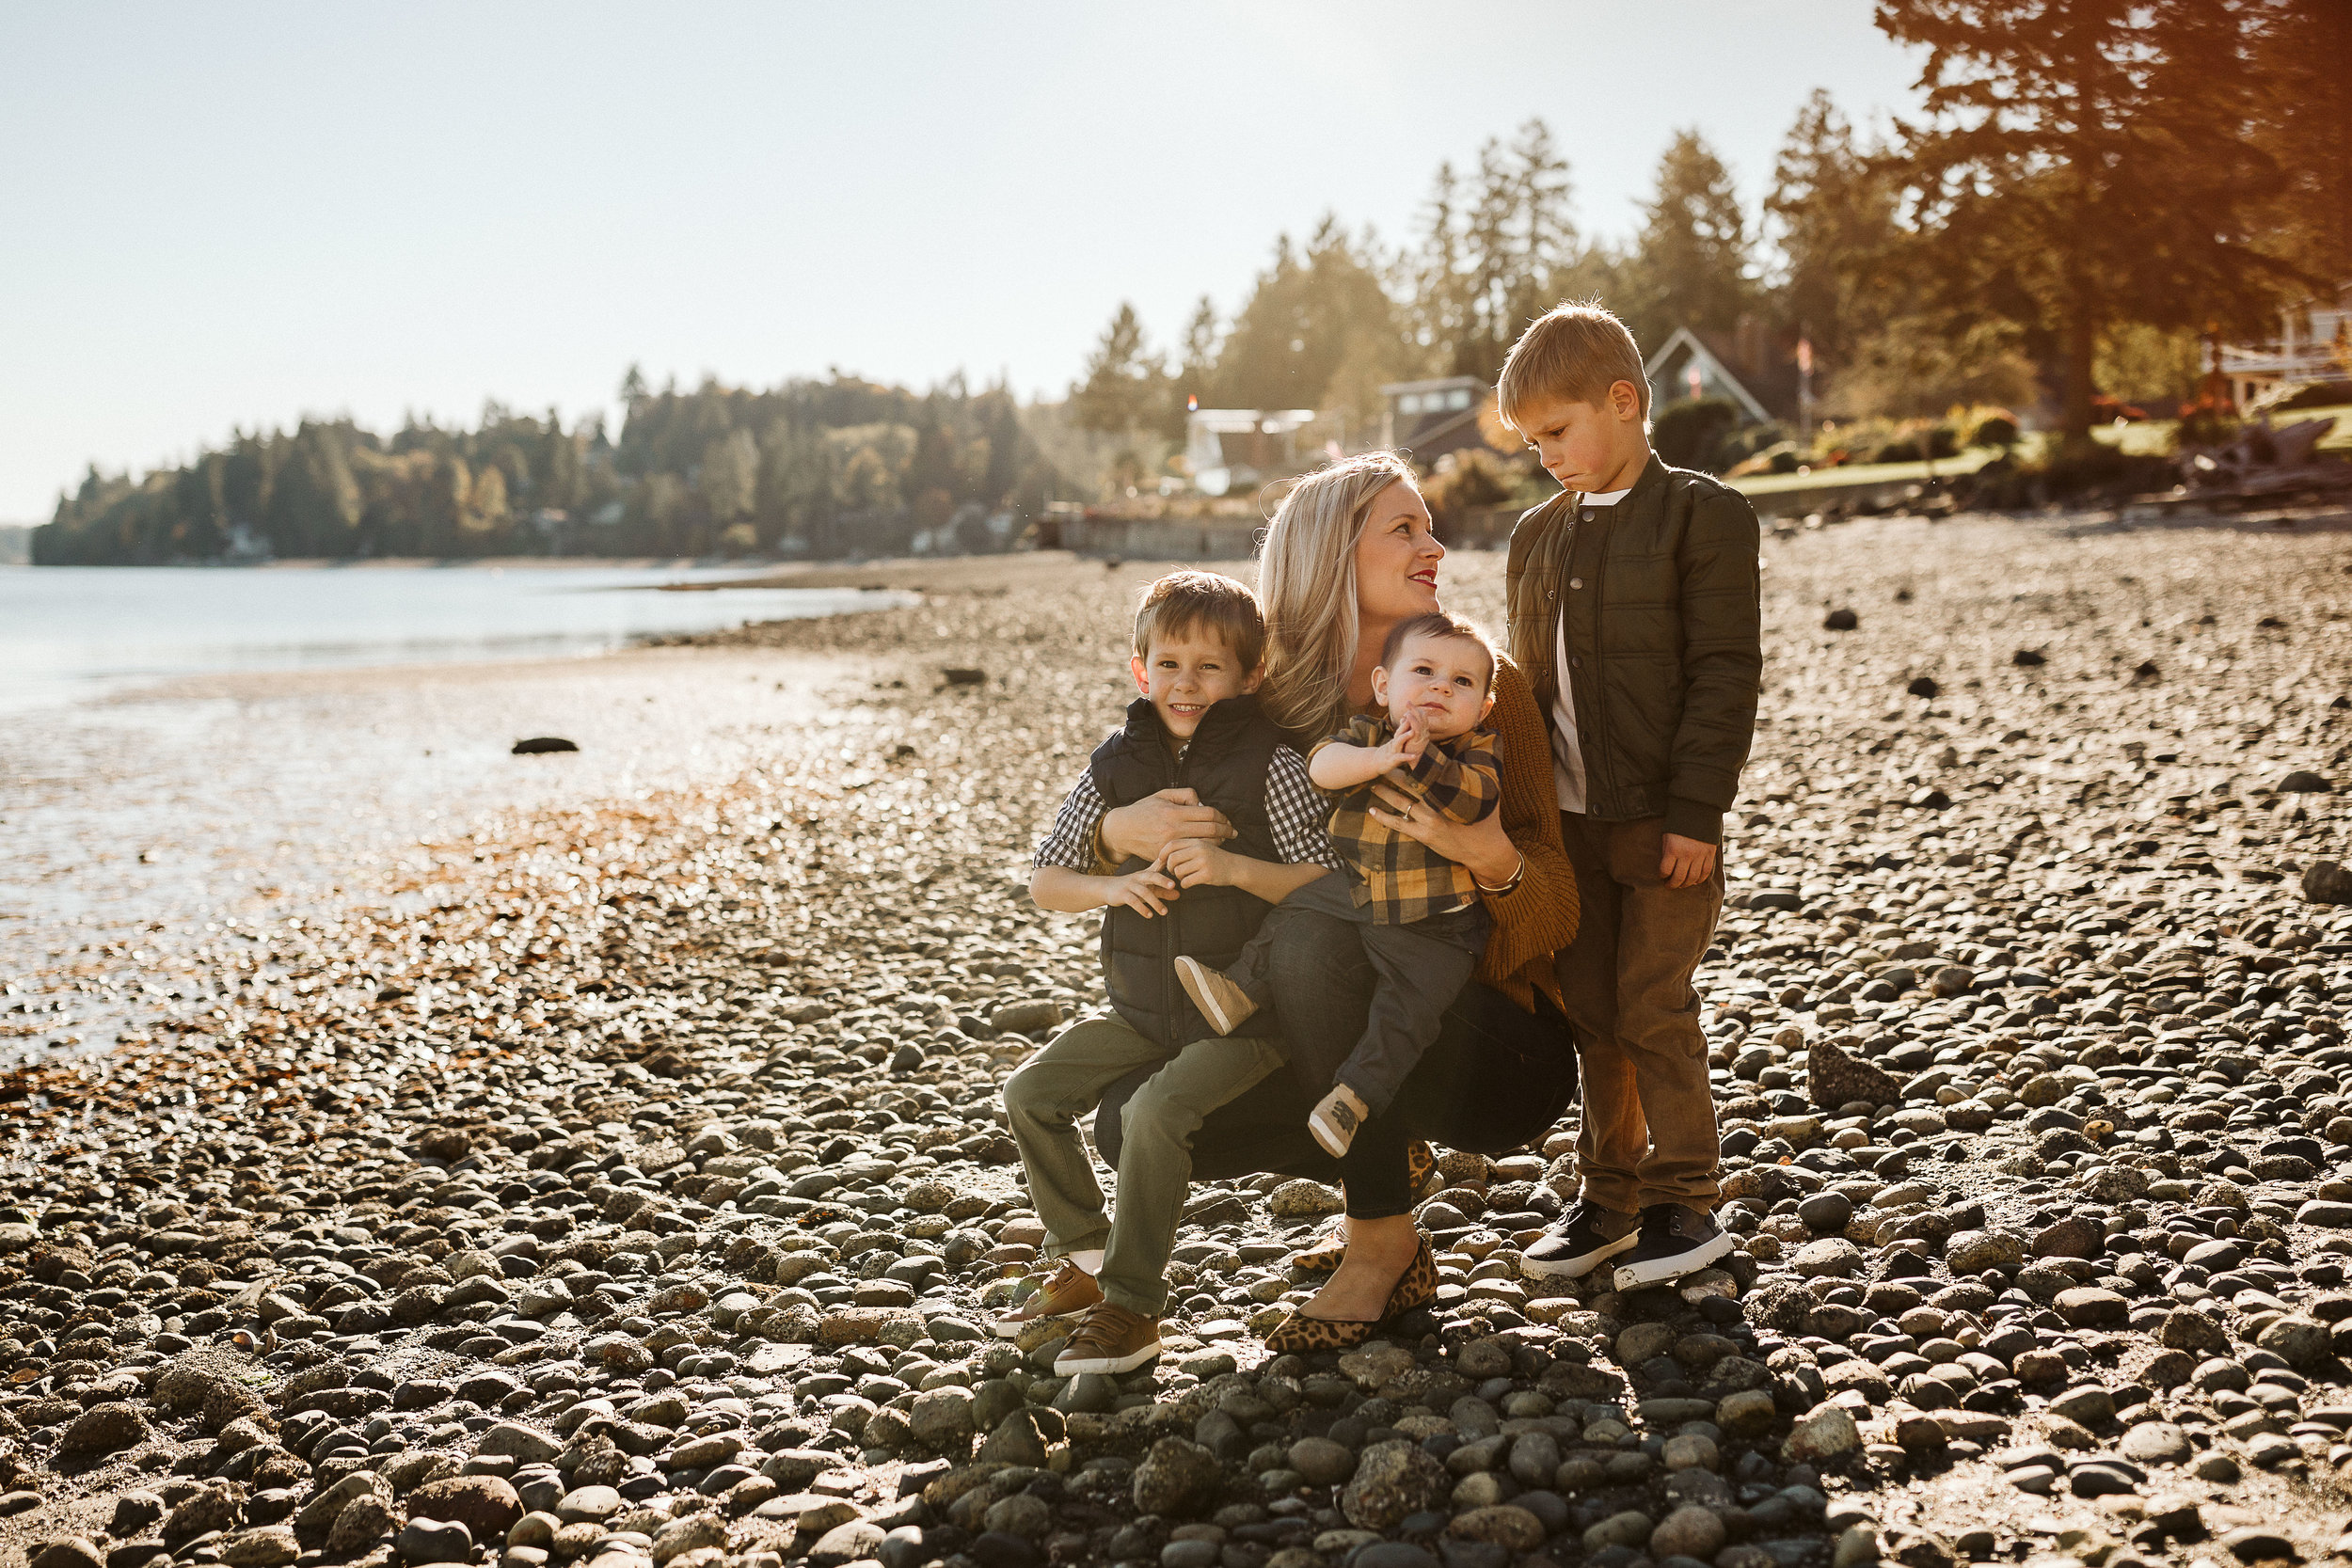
[1569,578,1583,590]
[1570,657,1581,669]
[1580,509,1595,521]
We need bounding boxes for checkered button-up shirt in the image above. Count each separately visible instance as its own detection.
[1312,715,1502,925]
[1032,745,1344,875]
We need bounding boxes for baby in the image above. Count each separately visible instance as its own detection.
[1178,610,1502,1155]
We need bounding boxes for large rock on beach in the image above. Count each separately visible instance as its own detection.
[1806,1033,1906,1110]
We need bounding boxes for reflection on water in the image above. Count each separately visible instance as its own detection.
[0,564,914,709]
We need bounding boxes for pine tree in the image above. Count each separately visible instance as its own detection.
[1623,130,1752,349]
[2247,0,2352,285]
[1217,220,1401,415]
[1407,120,1581,383]
[1877,0,2299,437]
[1169,297,1222,429]
[699,429,759,522]
[1764,89,1898,374]
[980,390,1025,508]
[1070,303,1168,434]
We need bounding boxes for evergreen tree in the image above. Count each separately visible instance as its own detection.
[1877,0,2299,437]
[980,390,1024,508]
[906,405,963,501]
[699,428,759,523]
[1407,119,1581,382]
[1623,129,1752,349]
[2247,0,2352,285]
[1169,297,1222,431]
[1070,303,1168,434]
[1763,89,1898,374]
[262,424,361,557]
[1218,220,1400,415]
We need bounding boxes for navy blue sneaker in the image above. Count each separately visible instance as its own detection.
[1518,1199,1640,1280]
[1610,1203,1734,1291]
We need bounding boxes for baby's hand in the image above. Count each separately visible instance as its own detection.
[1162,837,1233,888]
[1385,708,1427,768]
[1106,860,1179,917]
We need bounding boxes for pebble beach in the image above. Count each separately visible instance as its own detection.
[5,513,2352,1568]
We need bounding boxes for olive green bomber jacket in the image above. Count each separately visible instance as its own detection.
[1503,456,1763,846]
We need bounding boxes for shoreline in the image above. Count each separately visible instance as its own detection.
[3,518,2352,1567]
[1,560,771,574]
[0,553,1088,581]
[0,642,858,1073]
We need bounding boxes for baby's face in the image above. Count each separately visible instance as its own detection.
[1375,631,1495,741]
[1131,629,1261,740]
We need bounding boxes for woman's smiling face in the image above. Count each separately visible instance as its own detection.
[1352,481,1443,623]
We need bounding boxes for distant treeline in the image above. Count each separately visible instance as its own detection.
[34,372,1068,565]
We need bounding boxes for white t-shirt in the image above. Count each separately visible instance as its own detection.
[1551,485,1632,813]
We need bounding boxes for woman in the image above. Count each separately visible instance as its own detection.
[1093,451,1580,1350]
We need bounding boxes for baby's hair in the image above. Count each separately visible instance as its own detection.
[1380,611,1498,692]
[1497,300,1651,430]
[1133,570,1266,671]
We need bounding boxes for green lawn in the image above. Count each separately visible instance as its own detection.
[2079,401,2352,457]
[1727,447,2001,498]
[1717,404,2352,502]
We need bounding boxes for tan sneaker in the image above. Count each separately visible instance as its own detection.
[1308,1083,1372,1158]
[989,1259,1103,1339]
[1052,1301,1162,1375]
[1175,956,1258,1036]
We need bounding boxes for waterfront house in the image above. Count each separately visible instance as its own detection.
[1379,376,1492,464]
[1184,407,1318,498]
[2220,283,2352,409]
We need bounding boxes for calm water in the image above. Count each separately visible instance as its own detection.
[0,564,913,710]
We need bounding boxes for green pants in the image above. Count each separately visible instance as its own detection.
[1001,1015,1284,1316]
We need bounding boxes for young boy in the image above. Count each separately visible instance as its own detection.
[998,571,1341,1375]
[1499,302,1763,1292]
[1176,612,1502,1161]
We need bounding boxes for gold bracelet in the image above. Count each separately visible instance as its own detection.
[1474,855,1526,896]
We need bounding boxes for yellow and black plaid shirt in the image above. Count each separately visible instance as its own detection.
[1311,714,1503,925]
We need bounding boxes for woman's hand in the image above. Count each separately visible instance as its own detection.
[1099,788,1235,864]
[1161,837,1238,888]
[1365,782,1520,888]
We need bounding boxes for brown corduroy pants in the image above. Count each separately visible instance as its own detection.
[1555,813,1724,1213]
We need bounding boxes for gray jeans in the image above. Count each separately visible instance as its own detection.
[1225,872,1488,1116]
[1000,1015,1283,1316]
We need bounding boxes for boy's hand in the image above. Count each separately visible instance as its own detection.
[1162,837,1236,889]
[1660,833,1717,890]
[1106,859,1180,917]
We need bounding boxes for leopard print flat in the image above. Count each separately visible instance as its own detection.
[1293,1142,1441,1275]
[1290,1230,1345,1275]
[1406,1139,1441,1201]
[1262,1234,1438,1354]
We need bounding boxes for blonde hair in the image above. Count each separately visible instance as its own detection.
[1132,569,1265,669]
[1254,451,1419,740]
[1497,300,1650,428]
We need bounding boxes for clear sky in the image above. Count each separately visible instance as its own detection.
[0,2,1928,522]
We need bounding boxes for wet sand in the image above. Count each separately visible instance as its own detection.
[0,646,849,1069]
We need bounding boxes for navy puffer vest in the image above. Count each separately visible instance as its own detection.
[1088,694,1288,1051]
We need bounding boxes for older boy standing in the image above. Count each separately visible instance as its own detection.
[1498,303,1763,1291]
